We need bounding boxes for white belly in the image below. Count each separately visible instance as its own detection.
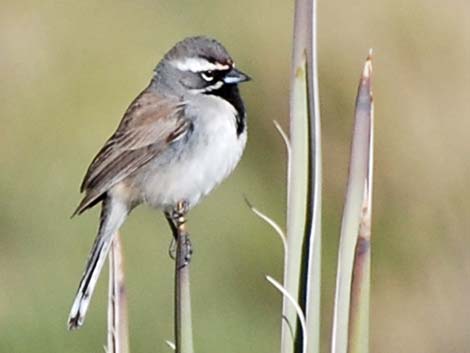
[139,95,246,210]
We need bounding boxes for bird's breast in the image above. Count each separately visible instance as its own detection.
[138,95,247,210]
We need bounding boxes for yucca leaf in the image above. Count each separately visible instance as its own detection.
[331,52,374,353]
[282,0,321,353]
[347,51,374,353]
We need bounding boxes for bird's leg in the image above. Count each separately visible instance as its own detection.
[165,212,179,239]
[167,238,177,260]
[174,201,192,266]
[165,213,178,259]
[171,200,189,225]
[166,201,192,266]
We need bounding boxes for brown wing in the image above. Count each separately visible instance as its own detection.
[73,87,189,216]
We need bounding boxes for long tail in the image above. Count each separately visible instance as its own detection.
[68,197,128,330]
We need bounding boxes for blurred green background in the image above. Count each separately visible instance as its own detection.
[1,0,469,352]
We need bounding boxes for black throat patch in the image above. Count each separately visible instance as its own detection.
[207,84,246,136]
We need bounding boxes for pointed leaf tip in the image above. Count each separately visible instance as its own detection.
[363,50,373,80]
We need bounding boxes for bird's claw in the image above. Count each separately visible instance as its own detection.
[168,237,177,260]
[176,235,193,269]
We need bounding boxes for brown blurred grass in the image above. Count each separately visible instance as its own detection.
[1,0,469,352]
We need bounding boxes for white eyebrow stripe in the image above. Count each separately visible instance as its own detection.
[171,57,231,72]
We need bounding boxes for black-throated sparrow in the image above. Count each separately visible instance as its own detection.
[68,36,250,329]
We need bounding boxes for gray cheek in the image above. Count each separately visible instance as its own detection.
[181,74,205,90]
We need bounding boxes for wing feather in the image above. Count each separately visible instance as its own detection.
[73,88,188,215]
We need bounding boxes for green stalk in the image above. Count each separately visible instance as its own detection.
[282,0,321,353]
[107,232,130,353]
[283,46,308,353]
[347,52,374,353]
[304,0,322,351]
[331,53,374,353]
[174,226,194,353]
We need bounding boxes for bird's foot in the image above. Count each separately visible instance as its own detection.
[168,237,177,260]
[166,200,192,264]
[171,201,189,227]
[176,234,193,269]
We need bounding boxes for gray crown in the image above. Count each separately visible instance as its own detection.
[153,36,236,95]
[164,36,233,66]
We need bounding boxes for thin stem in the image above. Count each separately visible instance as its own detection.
[173,208,194,353]
[273,120,292,159]
[267,276,307,353]
[107,232,130,353]
[165,340,176,351]
[244,197,288,262]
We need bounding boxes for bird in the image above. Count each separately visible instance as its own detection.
[67,36,250,330]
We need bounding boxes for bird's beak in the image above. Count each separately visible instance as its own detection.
[223,68,251,84]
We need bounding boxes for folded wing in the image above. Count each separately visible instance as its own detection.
[73,88,189,216]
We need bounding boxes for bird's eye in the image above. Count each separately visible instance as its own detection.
[201,71,214,81]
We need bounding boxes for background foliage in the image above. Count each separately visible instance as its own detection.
[1,0,468,352]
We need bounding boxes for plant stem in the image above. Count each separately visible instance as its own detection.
[331,54,373,353]
[107,232,130,353]
[283,0,321,353]
[174,219,194,353]
[304,0,322,351]
[347,53,374,353]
